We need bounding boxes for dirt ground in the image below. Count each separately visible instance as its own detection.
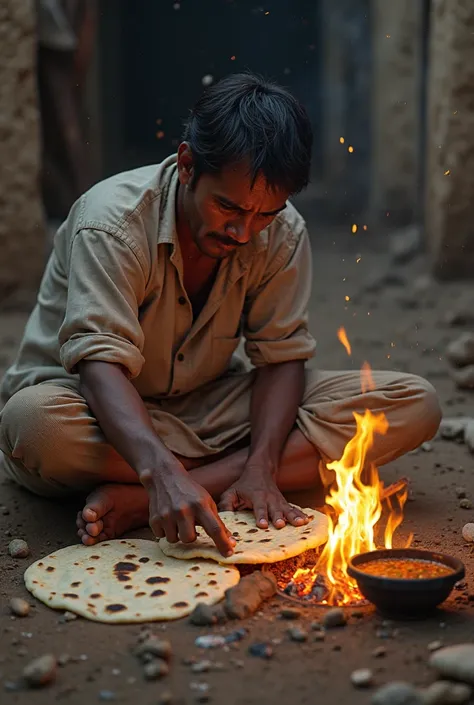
[1,222,474,705]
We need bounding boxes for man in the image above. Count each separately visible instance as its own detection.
[0,74,441,557]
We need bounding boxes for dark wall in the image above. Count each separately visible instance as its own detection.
[98,0,322,177]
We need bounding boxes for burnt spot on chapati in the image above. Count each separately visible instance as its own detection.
[208,580,217,586]
[90,593,101,599]
[139,557,150,564]
[105,603,127,613]
[135,592,146,597]
[195,591,208,597]
[190,566,200,571]
[225,570,231,573]
[90,555,100,560]
[86,567,96,573]
[155,561,164,566]
[124,585,133,590]
[32,580,38,584]
[236,521,247,525]
[124,554,137,559]
[259,539,272,543]
[151,589,166,597]
[173,601,188,608]
[113,561,139,582]
[232,531,240,537]
[302,529,311,534]
[146,576,170,585]
[38,562,44,567]
[46,566,55,572]
[71,581,81,587]
[63,593,79,599]
[247,529,258,534]
[208,572,216,576]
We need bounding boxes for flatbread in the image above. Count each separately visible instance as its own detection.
[160,508,328,564]
[24,539,239,623]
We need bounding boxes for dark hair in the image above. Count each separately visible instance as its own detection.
[183,73,313,195]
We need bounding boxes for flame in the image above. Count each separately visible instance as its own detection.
[290,342,409,604]
[337,327,351,356]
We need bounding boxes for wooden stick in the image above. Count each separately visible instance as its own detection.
[380,477,409,501]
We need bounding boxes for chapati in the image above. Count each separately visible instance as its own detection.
[160,508,328,564]
[24,539,240,623]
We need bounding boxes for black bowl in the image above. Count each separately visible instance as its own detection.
[347,548,465,619]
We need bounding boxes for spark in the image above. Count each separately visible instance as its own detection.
[345,295,350,302]
[356,257,361,263]
[444,170,451,176]
[348,146,354,153]
[337,327,351,356]
[339,137,345,144]
[352,224,358,234]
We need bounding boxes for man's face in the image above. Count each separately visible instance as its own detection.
[177,144,289,259]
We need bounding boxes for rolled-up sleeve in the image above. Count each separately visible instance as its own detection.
[244,222,316,367]
[59,228,147,378]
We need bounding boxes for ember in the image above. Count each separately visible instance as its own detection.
[286,330,409,606]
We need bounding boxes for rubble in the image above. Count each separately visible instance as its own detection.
[322,608,347,629]
[8,539,30,558]
[9,597,31,617]
[430,644,474,684]
[420,680,471,704]
[371,681,423,705]
[351,668,373,688]
[461,523,474,543]
[23,654,57,687]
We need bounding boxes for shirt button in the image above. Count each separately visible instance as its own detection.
[177,353,184,361]
[178,296,186,305]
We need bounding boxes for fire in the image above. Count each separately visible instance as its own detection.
[337,327,351,355]
[290,338,409,605]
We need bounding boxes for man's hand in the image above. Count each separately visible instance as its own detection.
[140,465,236,557]
[218,467,308,529]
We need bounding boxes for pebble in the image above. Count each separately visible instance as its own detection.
[8,539,30,558]
[9,598,30,617]
[313,631,325,642]
[189,604,217,627]
[157,691,174,705]
[59,611,78,623]
[372,646,387,658]
[464,420,474,452]
[371,681,424,705]
[439,419,469,441]
[322,608,347,629]
[134,638,172,662]
[462,523,474,543]
[143,659,169,681]
[191,660,212,674]
[455,487,468,499]
[23,654,57,687]
[279,608,301,620]
[446,333,474,367]
[459,499,472,510]
[195,635,226,649]
[248,643,273,659]
[58,654,70,667]
[287,627,308,643]
[428,640,443,652]
[99,691,117,702]
[420,680,472,705]
[430,644,474,684]
[421,442,433,452]
[351,668,373,688]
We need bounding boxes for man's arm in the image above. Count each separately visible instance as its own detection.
[79,360,234,555]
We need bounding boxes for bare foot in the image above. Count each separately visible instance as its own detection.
[76,483,149,546]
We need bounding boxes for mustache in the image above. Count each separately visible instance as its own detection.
[208,232,244,247]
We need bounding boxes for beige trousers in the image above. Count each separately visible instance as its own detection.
[0,369,441,498]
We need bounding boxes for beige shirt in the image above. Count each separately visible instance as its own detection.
[1,155,316,404]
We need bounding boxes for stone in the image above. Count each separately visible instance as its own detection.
[248,643,273,659]
[421,680,472,705]
[372,646,387,658]
[8,539,30,558]
[143,659,169,681]
[464,420,474,453]
[279,608,301,620]
[455,487,467,499]
[23,654,57,687]
[224,571,277,620]
[428,641,443,652]
[451,366,474,391]
[438,418,469,441]
[287,627,308,643]
[191,660,212,674]
[371,681,424,705]
[351,668,373,688]
[99,691,117,702]
[157,692,173,705]
[445,298,474,327]
[9,598,30,617]
[462,523,474,543]
[446,334,474,368]
[421,442,433,452]
[134,638,172,662]
[459,499,472,510]
[430,644,474,684]
[322,608,347,629]
[189,604,218,627]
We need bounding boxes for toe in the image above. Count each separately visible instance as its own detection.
[81,487,114,524]
[85,520,104,538]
